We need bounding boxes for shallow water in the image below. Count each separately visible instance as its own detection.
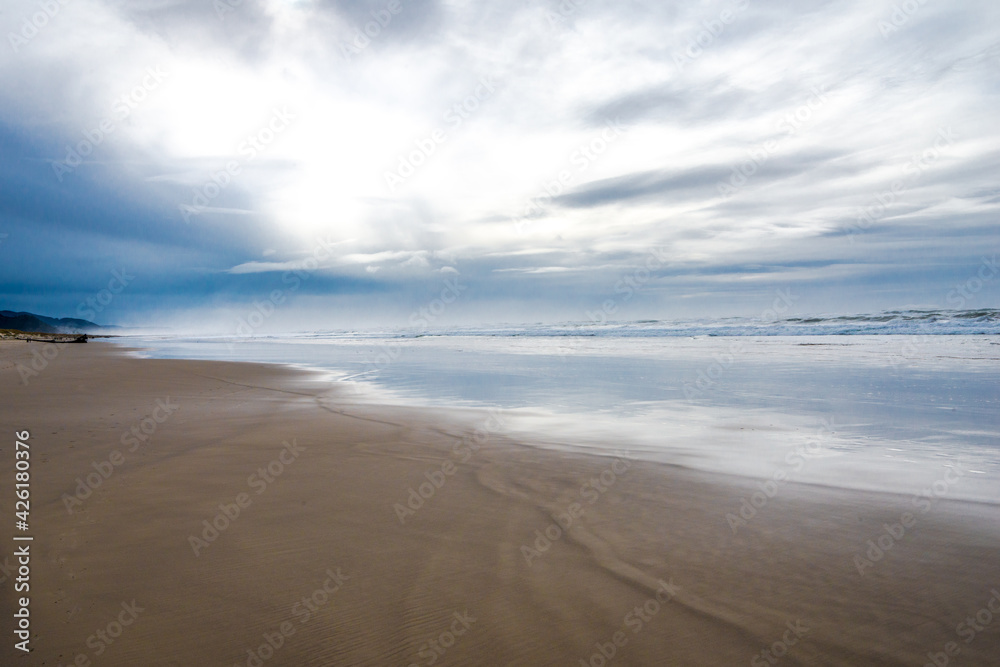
[114,333,1000,504]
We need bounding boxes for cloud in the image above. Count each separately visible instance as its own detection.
[0,0,998,326]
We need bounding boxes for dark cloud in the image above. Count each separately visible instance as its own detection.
[554,149,844,208]
[106,0,277,63]
[0,0,998,326]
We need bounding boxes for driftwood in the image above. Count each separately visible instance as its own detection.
[24,334,89,344]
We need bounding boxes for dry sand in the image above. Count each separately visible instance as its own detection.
[1,340,999,666]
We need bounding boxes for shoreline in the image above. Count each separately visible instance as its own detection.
[2,340,999,664]
[103,333,1000,507]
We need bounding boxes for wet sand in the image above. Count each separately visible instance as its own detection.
[1,340,999,665]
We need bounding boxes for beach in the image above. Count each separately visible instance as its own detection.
[2,340,1000,666]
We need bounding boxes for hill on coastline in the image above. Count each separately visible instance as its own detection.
[0,310,104,334]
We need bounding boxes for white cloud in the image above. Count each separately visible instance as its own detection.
[1,0,999,322]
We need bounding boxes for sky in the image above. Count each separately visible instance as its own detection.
[0,0,998,332]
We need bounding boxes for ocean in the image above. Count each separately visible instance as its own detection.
[112,309,1000,503]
